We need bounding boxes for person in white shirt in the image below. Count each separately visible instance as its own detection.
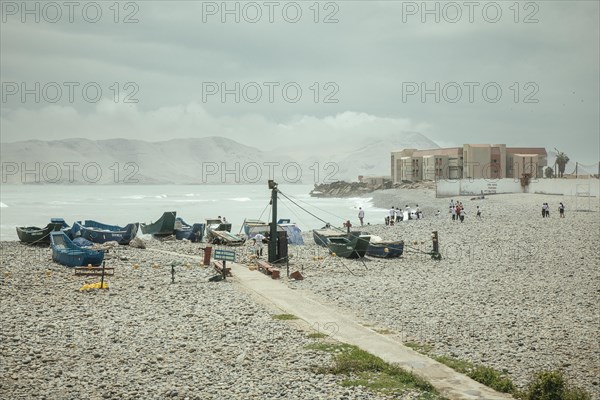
[253,233,266,257]
[389,207,396,226]
[358,207,365,226]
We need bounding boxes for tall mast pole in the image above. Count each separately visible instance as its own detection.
[268,180,278,263]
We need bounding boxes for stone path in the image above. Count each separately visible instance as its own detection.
[148,249,514,400]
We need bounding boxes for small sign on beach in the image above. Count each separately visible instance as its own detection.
[214,249,236,262]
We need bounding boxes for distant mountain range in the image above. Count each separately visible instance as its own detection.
[0,133,439,184]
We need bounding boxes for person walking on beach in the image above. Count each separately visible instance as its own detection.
[416,205,422,219]
[253,233,265,257]
[395,207,401,223]
[405,205,411,220]
[542,203,550,218]
[389,207,396,226]
[459,207,466,223]
[449,199,454,213]
[451,205,457,221]
[358,207,365,226]
[476,206,482,219]
[559,202,565,218]
[541,203,546,218]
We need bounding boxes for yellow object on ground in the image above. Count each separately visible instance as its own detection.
[79,281,109,291]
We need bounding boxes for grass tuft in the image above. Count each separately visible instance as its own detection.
[307,332,328,339]
[271,313,298,320]
[306,343,442,399]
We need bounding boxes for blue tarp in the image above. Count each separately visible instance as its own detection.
[281,225,304,245]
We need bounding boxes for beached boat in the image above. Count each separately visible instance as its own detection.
[16,219,67,244]
[313,228,346,247]
[243,218,304,245]
[241,219,267,236]
[366,237,404,258]
[327,232,371,259]
[71,220,138,245]
[140,211,176,235]
[50,231,105,267]
[174,217,205,242]
[205,218,231,239]
[208,230,246,246]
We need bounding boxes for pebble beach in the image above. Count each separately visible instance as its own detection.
[1,189,599,399]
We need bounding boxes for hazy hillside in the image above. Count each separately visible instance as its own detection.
[1,133,439,184]
[335,132,440,179]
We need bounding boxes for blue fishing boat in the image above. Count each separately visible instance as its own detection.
[50,231,105,267]
[174,217,205,242]
[71,220,138,245]
[367,239,404,258]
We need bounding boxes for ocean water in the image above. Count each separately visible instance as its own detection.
[0,184,387,241]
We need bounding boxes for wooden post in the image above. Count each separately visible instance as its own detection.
[171,264,175,284]
[222,260,227,281]
[575,162,578,178]
[100,261,106,289]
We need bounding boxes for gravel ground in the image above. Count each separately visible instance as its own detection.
[2,189,597,399]
[281,190,600,398]
[0,241,429,400]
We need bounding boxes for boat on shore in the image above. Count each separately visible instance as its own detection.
[326,232,371,259]
[140,212,176,236]
[174,217,205,242]
[366,237,404,258]
[312,228,346,247]
[16,219,67,244]
[71,220,138,245]
[206,218,244,245]
[50,231,105,267]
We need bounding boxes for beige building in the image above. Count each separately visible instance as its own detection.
[391,145,547,183]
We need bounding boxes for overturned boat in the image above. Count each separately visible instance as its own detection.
[140,211,176,236]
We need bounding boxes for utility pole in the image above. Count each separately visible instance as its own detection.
[268,180,278,263]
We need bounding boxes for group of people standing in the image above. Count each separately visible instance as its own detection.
[449,199,481,222]
[542,202,566,218]
[450,200,466,222]
[383,205,423,226]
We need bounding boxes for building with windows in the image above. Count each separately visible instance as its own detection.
[391,145,547,183]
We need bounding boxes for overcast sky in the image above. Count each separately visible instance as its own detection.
[1,1,599,163]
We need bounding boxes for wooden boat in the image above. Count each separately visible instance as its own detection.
[16,219,66,244]
[140,211,176,235]
[241,219,267,235]
[71,220,138,245]
[50,231,104,267]
[312,228,346,247]
[208,230,246,246]
[367,238,404,258]
[326,232,371,259]
[174,217,205,242]
[205,218,232,241]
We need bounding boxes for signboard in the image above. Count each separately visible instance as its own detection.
[214,249,236,262]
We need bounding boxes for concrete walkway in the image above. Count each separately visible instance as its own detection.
[148,249,513,400]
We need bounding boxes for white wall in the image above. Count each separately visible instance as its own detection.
[436,178,599,197]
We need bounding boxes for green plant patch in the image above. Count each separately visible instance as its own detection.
[307,332,328,339]
[271,313,298,320]
[306,343,443,398]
